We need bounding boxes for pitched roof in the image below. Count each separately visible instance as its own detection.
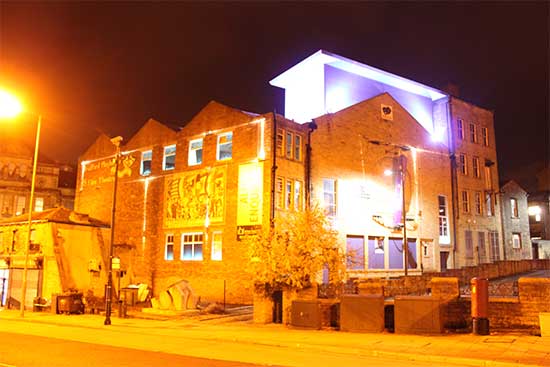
[0,207,108,227]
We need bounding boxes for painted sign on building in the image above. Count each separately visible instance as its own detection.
[164,166,226,228]
[237,162,263,226]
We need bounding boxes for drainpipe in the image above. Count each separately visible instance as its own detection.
[305,120,318,209]
[270,111,278,227]
[446,97,459,269]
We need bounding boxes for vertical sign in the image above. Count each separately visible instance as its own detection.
[237,162,263,240]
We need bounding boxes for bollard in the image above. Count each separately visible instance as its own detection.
[471,277,490,335]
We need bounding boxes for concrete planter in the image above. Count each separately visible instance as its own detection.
[540,312,550,338]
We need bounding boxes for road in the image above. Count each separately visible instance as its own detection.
[0,332,266,367]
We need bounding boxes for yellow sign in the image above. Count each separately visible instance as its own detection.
[164,166,226,228]
[237,162,263,226]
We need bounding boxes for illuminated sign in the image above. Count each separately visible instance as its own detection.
[237,162,264,226]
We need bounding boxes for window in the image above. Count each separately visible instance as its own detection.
[472,156,480,178]
[294,180,302,210]
[163,145,176,170]
[34,197,44,212]
[165,234,174,261]
[512,233,522,249]
[276,128,284,156]
[275,177,284,209]
[285,180,292,209]
[458,154,467,175]
[346,235,365,270]
[510,198,519,218]
[181,233,203,260]
[188,138,203,166]
[217,132,232,160]
[285,131,292,159]
[211,232,222,261]
[469,123,477,143]
[478,232,486,263]
[482,127,489,146]
[15,196,25,216]
[465,230,473,258]
[529,206,542,222]
[294,135,302,161]
[475,192,482,215]
[484,166,492,190]
[489,231,500,261]
[140,150,152,176]
[457,119,464,140]
[438,195,449,244]
[323,179,337,217]
[486,192,494,216]
[461,191,470,213]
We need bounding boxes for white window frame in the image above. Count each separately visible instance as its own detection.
[323,179,337,217]
[459,154,467,175]
[475,191,482,215]
[211,231,222,261]
[216,132,233,161]
[276,128,284,156]
[294,180,302,211]
[163,145,176,171]
[438,195,450,244]
[188,138,203,166]
[275,177,284,209]
[294,134,302,161]
[34,197,44,212]
[482,127,489,146]
[470,123,478,143]
[140,150,153,176]
[510,198,519,218]
[181,232,204,261]
[461,190,470,213]
[512,233,522,249]
[285,180,292,209]
[472,156,480,178]
[457,119,464,140]
[165,234,175,261]
[15,195,26,216]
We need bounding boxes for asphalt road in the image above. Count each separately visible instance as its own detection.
[0,332,268,367]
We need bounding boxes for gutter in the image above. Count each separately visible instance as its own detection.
[305,119,318,209]
[446,97,459,269]
[270,111,278,227]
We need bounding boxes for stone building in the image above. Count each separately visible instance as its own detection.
[0,207,108,308]
[500,180,532,260]
[0,134,76,218]
[529,166,550,259]
[75,50,504,304]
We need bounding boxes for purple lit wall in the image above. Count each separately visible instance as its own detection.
[368,237,385,269]
[389,238,404,269]
[324,65,435,132]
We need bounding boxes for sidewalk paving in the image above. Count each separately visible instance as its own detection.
[0,308,549,366]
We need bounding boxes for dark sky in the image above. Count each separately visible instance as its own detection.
[1,2,548,188]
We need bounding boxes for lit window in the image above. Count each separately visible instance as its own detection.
[438,195,449,244]
[484,166,493,190]
[275,177,284,209]
[457,119,464,140]
[188,138,203,166]
[294,135,302,161]
[15,196,26,216]
[461,190,470,213]
[34,197,44,212]
[165,234,174,261]
[482,127,489,146]
[285,131,292,159]
[529,206,542,222]
[285,180,292,209]
[163,145,176,171]
[470,123,477,143]
[276,128,284,156]
[181,233,203,261]
[294,180,302,210]
[510,198,519,218]
[459,154,467,175]
[486,192,494,216]
[140,150,152,176]
[475,192,482,215]
[217,132,232,160]
[512,233,522,249]
[472,156,480,178]
[323,179,337,217]
[211,232,222,261]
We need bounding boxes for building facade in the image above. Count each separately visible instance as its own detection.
[500,180,532,260]
[529,167,550,259]
[75,50,504,303]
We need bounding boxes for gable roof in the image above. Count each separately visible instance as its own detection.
[78,133,117,162]
[124,118,178,151]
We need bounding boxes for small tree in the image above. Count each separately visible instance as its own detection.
[246,205,346,294]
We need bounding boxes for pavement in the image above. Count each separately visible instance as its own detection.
[0,308,549,366]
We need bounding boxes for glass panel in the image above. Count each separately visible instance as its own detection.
[388,238,403,269]
[346,236,364,270]
[368,237,385,269]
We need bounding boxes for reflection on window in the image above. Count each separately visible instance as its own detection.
[217,132,232,160]
[165,234,174,261]
[141,150,152,176]
[163,145,176,171]
[188,138,203,166]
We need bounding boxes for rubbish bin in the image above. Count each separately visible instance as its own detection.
[471,277,490,335]
[57,293,84,315]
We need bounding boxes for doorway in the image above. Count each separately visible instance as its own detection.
[272,290,283,323]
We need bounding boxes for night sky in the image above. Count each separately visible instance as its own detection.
[0,2,548,189]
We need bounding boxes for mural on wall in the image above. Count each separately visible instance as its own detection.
[164,166,226,228]
[0,160,29,181]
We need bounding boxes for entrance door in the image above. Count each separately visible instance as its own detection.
[440,251,449,271]
[272,290,283,324]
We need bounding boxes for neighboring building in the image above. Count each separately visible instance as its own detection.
[0,135,76,218]
[0,207,108,309]
[500,180,532,260]
[529,166,550,259]
[75,50,504,303]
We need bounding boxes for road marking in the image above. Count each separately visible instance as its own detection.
[0,363,16,367]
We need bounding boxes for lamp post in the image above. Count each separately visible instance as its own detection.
[0,89,40,316]
[104,136,122,325]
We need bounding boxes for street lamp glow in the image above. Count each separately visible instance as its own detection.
[0,90,23,118]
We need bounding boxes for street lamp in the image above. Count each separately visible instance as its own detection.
[0,89,41,316]
[104,136,122,325]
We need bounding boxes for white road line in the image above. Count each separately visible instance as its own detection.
[0,363,16,367]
